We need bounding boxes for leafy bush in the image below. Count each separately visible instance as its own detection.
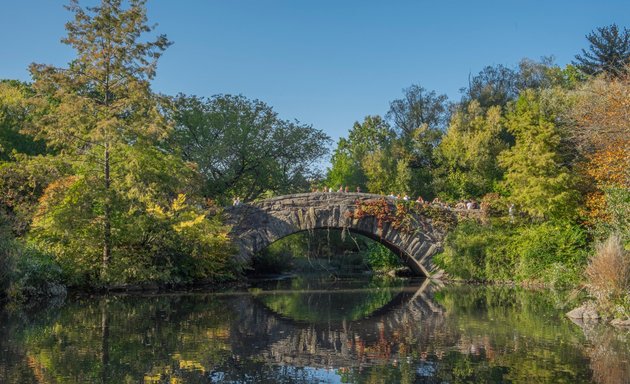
[513,221,588,287]
[434,219,516,281]
[29,146,237,287]
[436,219,588,287]
[9,246,65,301]
[365,242,402,272]
[0,214,65,302]
[585,234,630,319]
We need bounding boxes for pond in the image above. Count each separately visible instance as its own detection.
[0,276,628,383]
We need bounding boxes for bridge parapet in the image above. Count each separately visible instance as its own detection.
[225,192,472,277]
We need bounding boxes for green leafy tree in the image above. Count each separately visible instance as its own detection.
[0,80,46,161]
[28,0,171,280]
[362,147,398,194]
[386,84,448,138]
[461,58,571,110]
[434,101,507,200]
[171,94,330,201]
[326,115,394,192]
[326,138,366,190]
[498,91,579,220]
[573,24,630,78]
[462,64,518,109]
[387,85,448,196]
[30,145,235,285]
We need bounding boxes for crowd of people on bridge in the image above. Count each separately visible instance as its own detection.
[232,185,492,212]
[309,185,483,211]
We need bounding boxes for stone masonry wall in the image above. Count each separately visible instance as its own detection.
[224,192,457,277]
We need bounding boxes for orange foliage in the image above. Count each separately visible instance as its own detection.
[573,75,630,151]
[585,140,630,188]
[581,141,629,226]
[35,176,79,217]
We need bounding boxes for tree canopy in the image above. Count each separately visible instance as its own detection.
[573,24,630,77]
[170,94,331,202]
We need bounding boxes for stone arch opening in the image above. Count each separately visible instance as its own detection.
[225,193,453,278]
[249,227,416,275]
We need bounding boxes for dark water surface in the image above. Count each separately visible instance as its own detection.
[1,276,628,383]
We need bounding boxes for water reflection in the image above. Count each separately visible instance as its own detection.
[0,277,628,383]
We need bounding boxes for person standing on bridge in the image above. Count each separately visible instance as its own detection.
[356,186,361,193]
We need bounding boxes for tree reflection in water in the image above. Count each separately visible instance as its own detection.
[0,277,627,383]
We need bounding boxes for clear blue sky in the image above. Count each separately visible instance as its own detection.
[1,1,629,144]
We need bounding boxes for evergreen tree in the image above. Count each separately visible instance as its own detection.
[573,24,630,78]
[28,0,171,281]
[499,91,579,220]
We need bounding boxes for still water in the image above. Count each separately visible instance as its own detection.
[0,276,628,383]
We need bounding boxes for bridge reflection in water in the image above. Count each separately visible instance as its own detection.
[1,277,613,383]
[226,278,448,370]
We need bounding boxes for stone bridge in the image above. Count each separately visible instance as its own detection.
[225,193,469,277]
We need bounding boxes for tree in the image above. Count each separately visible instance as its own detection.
[0,80,46,161]
[573,24,630,78]
[170,94,330,201]
[326,115,395,193]
[386,84,449,138]
[386,85,448,197]
[499,91,579,220]
[461,64,518,109]
[571,73,630,152]
[434,101,507,199]
[362,148,398,194]
[570,72,630,237]
[326,138,366,190]
[28,0,171,280]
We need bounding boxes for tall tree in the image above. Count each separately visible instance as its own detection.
[171,94,330,201]
[28,0,171,280]
[462,64,518,109]
[326,138,366,190]
[386,84,449,138]
[499,91,579,220]
[434,101,507,199]
[570,72,630,236]
[386,85,448,197]
[573,24,630,78]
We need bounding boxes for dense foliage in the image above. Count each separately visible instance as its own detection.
[0,0,627,316]
[170,94,330,202]
[0,0,330,299]
[325,23,629,315]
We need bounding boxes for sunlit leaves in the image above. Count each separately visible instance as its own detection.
[171,94,330,202]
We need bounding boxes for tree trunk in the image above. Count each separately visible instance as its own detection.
[102,143,111,281]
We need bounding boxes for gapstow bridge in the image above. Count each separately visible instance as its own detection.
[224,192,476,277]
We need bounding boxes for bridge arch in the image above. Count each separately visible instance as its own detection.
[224,193,455,277]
